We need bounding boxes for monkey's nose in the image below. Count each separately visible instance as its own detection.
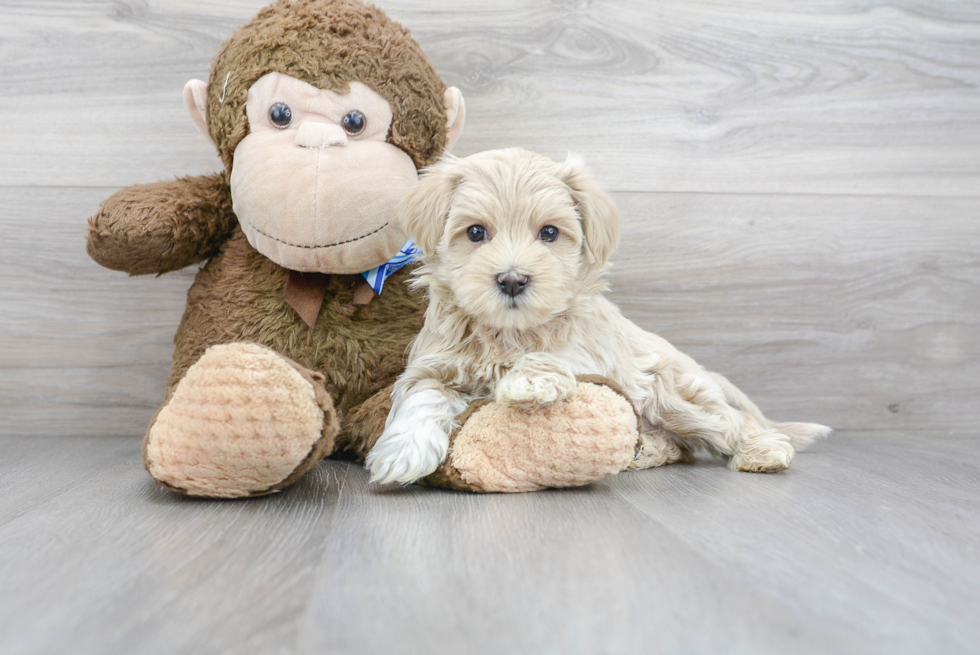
[496,272,530,298]
[295,122,348,149]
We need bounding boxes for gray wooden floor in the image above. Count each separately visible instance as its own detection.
[1,1,979,653]
[1,432,978,654]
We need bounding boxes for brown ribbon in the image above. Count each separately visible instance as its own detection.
[352,278,376,306]
[283,271,376,329]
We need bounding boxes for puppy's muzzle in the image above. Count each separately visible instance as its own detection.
[496,272,529,298]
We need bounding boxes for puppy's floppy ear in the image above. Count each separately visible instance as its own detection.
[402,156,461,256]
[558,154,620,268]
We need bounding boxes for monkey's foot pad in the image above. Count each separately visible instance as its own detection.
[144,342,338,498]
[426,382,639,493]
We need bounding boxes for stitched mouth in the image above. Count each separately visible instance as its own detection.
[248,222,389,250]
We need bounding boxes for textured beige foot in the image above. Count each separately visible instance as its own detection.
[730,431,795,473]
[628,429,695,470]
[144,342,339,498]
[431,382,638,493]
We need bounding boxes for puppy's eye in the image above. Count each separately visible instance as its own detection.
[342,110,366,135]
[269,103,292,129]
[539,225,559,242]
[467,225,488,242]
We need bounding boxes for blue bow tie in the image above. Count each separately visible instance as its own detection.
[360,240,422,295]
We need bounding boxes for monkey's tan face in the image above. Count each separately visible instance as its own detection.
[230,73,417,273]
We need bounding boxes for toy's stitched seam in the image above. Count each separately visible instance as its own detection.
[250,222,389,249]
[313,148,321,247]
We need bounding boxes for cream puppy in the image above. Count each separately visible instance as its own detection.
[366,148,830,485]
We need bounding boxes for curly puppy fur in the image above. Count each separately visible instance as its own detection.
[367,148,831,483]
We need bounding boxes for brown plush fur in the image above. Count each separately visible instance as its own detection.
[86,0,446,496]
[206,0,448,174]
[168,228,425,411]
[335,384,396,460]
[87,173,236,275]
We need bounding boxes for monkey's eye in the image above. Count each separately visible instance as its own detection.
[269,103,292,129]
[342,110,366,135]
[467,225,488,243]
[539,226,559,242]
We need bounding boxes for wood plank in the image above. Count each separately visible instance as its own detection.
[0,186,192,437]
[612,433,980,653]
[2,187,976,437]
[0,435,340,655]
[610,191,980,433]
[0,436,137,528]
[300,466,869,655]
[0,432,975,654]
[0,1,977,194]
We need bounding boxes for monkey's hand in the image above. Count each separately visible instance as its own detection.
[495,354,577,409]
[87,173,237,275]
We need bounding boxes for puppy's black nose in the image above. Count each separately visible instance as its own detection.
[496,272,529,298]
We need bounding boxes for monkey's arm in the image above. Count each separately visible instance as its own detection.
[87,173,237,275]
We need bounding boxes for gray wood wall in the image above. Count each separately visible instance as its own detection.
[1,0,978,438]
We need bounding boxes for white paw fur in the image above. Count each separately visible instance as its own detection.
[366,387,467,485]
[730,431,796,472]
[495,362,577,409]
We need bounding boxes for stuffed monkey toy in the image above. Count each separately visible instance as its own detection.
[87,0,645,498]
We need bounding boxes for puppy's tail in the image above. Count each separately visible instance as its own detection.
[767,421,832,450]
[707,372,831,451]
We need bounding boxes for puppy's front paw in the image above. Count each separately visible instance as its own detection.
[366,423,449,485]
[496,370,575,409]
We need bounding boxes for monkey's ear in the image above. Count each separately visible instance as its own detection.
[558,154,620,269]
[183,79,212,143]
[443,87,466,152]
[402,158,460,256]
